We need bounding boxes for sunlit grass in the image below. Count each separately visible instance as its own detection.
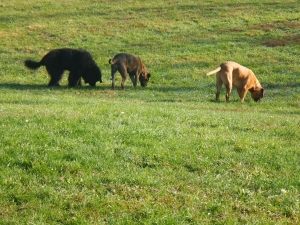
[0,0,299,224]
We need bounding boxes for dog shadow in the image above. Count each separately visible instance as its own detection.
[0,83,111,91]
[0,83,48,90]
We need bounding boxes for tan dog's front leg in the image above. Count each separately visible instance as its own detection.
[237,87,248,102]
[225,92,230,102]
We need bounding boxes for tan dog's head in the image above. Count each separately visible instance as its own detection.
[250,88,265,102]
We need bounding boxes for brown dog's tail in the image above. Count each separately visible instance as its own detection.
[109,59,116,65]
[206,67,221,76]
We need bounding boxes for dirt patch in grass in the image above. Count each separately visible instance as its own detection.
[230,21,300,47]
[250,21,300,32]
[263,34,300,47]
[251,21,300,47]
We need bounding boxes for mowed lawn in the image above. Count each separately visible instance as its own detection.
[0,0,300,224]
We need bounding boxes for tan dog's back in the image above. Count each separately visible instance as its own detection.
[224,62,254,79]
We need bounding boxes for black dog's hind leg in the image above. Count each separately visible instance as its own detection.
[76,78,82,86]
[46,67,64,86]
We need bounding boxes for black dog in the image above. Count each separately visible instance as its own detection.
[24,48,102,87]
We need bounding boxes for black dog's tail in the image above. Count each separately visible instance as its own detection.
[24,59,42,70]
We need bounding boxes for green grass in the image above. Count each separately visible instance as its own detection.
[1,0,300,224]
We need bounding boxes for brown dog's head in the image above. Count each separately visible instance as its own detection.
[139,73,151,87]
[139,63,151,87]
[251,88,265,102]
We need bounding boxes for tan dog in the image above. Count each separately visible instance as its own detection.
[206,61,265,102]
[109,53,151,89]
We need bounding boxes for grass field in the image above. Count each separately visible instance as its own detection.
[1,0,300,224]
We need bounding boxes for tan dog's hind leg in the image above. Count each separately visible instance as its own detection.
[225,84,232,102]
[223,71,232,102]
[215,73,223,102]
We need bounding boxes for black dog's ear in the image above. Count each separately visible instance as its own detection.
[261,88,265,97]
[148,73,151,78]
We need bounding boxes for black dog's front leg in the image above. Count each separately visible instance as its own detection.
[68,71,81,87]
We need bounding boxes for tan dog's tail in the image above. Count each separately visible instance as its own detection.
[206,67,221,76]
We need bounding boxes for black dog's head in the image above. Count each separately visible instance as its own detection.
[84,66,102,86]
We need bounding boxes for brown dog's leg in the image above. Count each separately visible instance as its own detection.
[118,68,127,89]
[121,76,127,89]
[134,74,139,87]
[129,75,137,87]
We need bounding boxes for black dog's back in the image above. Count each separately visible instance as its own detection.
[25,48,76,70]
[24,48,102,87]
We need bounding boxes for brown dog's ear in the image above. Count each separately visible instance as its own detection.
[148,73,151,78]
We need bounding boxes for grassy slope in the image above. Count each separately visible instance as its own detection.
[0,0,300,224]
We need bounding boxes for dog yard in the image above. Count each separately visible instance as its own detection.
[0,0,299,224]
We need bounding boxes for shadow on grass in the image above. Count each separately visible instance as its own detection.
[0,83,52,90]
[0,83,111,91]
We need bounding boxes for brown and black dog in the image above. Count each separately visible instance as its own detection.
[109,53,151,89]
[206,61,265,102]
